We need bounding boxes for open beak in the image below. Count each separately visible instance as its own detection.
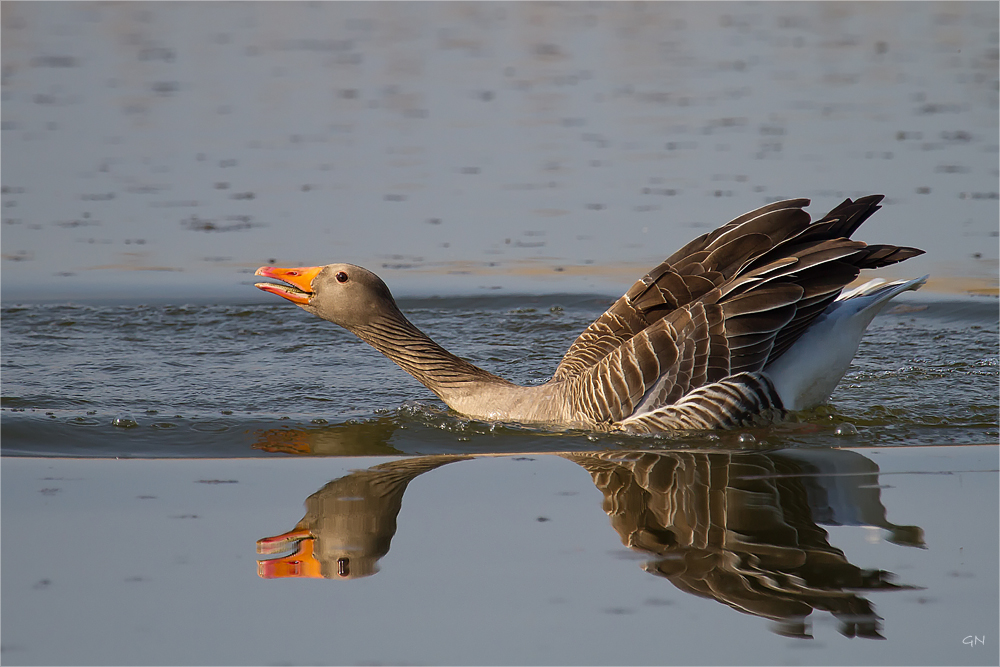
[254,266,323,305]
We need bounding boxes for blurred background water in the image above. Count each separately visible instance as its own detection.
[1,1,997,301]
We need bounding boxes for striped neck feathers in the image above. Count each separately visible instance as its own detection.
[349,310,512,397]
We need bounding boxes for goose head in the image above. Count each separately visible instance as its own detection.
[254,263,400,330]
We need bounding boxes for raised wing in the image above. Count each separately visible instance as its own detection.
[553,195,924,427]
[552,199,812,381]
[552,195,922,384]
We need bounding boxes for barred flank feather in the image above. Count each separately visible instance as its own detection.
[616,372,785,433]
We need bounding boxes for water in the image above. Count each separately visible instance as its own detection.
[2,292,997,457]
[2,446,998,665]
[2,2,997,302]
[2,232,997,667]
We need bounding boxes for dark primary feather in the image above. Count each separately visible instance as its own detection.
[552,196,923,424]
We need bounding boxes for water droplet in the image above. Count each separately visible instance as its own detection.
[834,423,859,436]
[112,414,138,428]
[737,433,756,444]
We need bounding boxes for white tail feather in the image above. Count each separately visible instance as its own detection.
[765,275,928,411]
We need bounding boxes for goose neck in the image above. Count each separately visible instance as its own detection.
[351,312,512,397]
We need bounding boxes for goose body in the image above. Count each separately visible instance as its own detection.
[255,196,925,433]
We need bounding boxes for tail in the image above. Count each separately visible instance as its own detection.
[836,275,928,303]
[765,275,928,411]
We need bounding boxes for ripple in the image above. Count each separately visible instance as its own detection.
[190,421,231,433]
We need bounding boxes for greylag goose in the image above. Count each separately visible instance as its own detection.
[255,195,926,433]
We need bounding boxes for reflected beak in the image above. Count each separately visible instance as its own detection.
[257,528,314,555]
[257,538,323,579]
[254,266,323,305]
[257,529,323,579]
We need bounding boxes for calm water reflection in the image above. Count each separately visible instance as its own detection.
[258,447,922,640]
[258,455,472,579]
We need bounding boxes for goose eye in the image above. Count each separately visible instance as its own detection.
[335,271,349,283]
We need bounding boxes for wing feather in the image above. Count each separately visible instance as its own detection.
[551,196,925,425]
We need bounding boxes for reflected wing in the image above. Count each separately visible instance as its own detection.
[564,450,914,639]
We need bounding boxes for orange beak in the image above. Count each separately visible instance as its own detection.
[254,266,323,305]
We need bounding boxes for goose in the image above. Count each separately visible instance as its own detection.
[255,195,926,433]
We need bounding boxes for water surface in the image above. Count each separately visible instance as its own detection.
[2,2,997,301]
[2,446,997,665]
[2,292,997,457]
[2,290,997,666]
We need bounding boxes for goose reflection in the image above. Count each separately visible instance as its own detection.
[258,447,921,638]
[562,449,922,639]
[257,455,470,579]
